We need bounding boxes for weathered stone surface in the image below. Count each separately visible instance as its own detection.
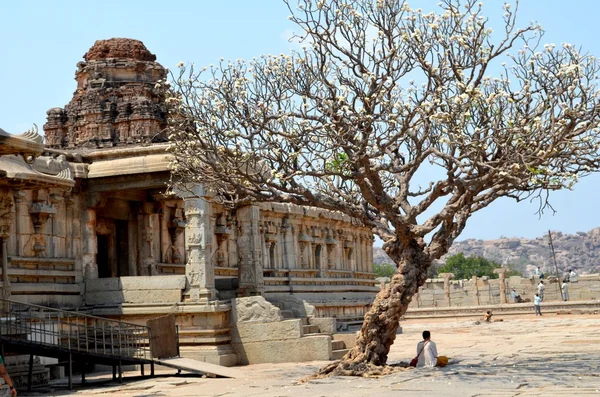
[84,38,157,61]
[267,296,315,318]
[231,296,282,324]
[231,319,302,343]
[309,317,336,335]
[233,335,331,365]
[85,289,182,305]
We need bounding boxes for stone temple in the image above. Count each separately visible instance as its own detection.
[0,38,378,368]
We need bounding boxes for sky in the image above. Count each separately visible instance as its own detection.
[2,0,600,242]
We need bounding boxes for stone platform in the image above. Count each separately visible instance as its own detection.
[23,311,600,396]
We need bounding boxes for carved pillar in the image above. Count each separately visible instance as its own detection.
[236,205,264,296]
[182,187,216,302]
[280,218,292,269]
[472,275,480,306]
[439,272,455,307]
[140,202,159,276]
[367,236,374,273]
[325,228,337,271]
[0,190,14,302]
[494,268,508,304]
[49,193,63,258]
[82,207,98,280]
[13,191,26,257]
[65,195,75,259]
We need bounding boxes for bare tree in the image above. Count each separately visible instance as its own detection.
[165,0,600,376]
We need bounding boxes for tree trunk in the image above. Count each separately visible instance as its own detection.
[318,238,431,377]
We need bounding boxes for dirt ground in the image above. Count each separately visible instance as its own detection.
[21,313,600,397]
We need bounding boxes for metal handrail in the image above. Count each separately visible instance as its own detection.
[0,299,152,361]
[0,298,147,329]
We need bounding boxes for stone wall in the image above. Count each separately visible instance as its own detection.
[409,273,600,308]
[3,186,83,308]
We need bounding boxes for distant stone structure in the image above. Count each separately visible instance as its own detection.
[410,272,600,308]
[0,38,377,368]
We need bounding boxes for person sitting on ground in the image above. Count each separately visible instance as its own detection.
[416,331,437,368]
[483,310,493,322]
[511,288,524,303]
[415,330,449,368]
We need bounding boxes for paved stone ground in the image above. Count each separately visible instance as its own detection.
[22,314,600,397]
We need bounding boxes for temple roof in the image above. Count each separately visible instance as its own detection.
[0,126,43,156]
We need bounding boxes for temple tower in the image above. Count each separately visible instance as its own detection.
[44,38,167,149]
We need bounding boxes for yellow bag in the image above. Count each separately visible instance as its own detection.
[437,356,449,367]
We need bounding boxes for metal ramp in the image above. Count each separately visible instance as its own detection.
[0,299,237,391]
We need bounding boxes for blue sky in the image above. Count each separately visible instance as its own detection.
[2,0,600,242]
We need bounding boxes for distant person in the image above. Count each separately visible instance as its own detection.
[537,280,545,301]
[511,288,524,303]
[415,330,438,368]
[483,310,493,322]
[535,266,541,277]
[561,280,569,301]
[563,269,571,282]
[0,355,16,396]
[569,269,579,283]
[534,293,543,316]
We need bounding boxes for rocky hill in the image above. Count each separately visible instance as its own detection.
[373,227,600,276]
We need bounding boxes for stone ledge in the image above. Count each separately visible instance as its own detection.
[86,301,231,316]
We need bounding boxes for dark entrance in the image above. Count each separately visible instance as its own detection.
[116,220,129,277]
[97,235,111,278]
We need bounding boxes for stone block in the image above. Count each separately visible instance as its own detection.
[231,296,283,324]
[85,278,121,292]
[231,319,302,343]
[120,275,186,290]
[233,335,331,364]
[85,289,182,305]
[309,317,336,335]
[333,332,358,349]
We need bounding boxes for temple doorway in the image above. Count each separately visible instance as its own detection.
[96,218,130,278]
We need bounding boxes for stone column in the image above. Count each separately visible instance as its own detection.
[472,275,480,306]
[236,205,264,296]
[280,218,294,270]
[49,193,63,258]
[439,272,455,307]
[140,202,159,276]
[366,236,374,273]
[13,191,26,257]
[81,207,98,280]
[493,268,508,304]
[0,236,11,307]
[180,188,217,302]
[65,195,75,259]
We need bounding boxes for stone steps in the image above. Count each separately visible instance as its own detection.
[302,324,319,335]
[331,340,345,350]
[292,317,352,361]
[330,339,349,360]
[331,348,349,360]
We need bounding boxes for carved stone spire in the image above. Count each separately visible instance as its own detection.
[44,38,167,149]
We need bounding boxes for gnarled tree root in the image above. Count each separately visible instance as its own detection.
[307,359,410,379]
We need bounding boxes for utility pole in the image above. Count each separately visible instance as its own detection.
[548,230,561,298]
